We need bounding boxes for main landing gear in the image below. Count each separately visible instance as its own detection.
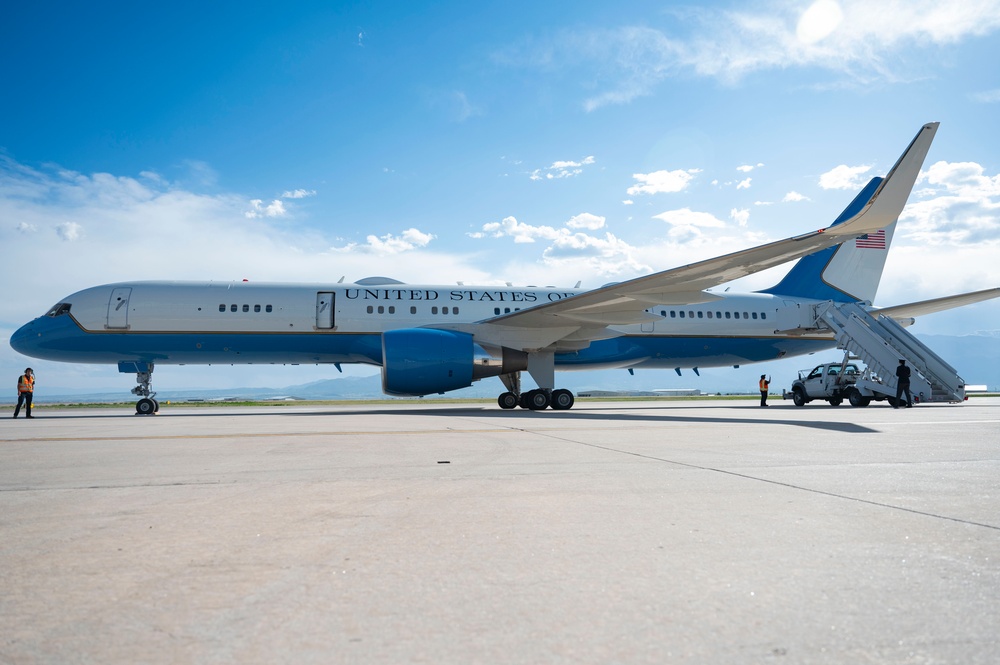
[129,363,159,415]
[496,372,575,411]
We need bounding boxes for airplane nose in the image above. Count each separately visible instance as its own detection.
[10,319,41,357]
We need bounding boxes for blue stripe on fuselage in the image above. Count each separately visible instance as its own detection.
[10,314,384,366]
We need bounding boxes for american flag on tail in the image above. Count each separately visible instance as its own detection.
[855,229,886,249]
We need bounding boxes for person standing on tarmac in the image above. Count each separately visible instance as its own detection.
[14,367,35,418]
[759,374,770,407]
[894,359,913,408]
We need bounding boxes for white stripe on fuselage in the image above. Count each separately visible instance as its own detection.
[59,281,821,339]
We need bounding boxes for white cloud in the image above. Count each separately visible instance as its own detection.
[898,160,1000,246]
[566,212,606,230]
[653,208,728,240]
[736,163,764,173]
[282,189,316,199]
[783,191,810,202]
[627,168,700,195]
[796,0,844,44]
[501,1,1000,109]
[473,215,648,275]
[56,222,82,241]
[730,208,750,227]
[16,222,36,233]
[819,164,872,190]
[736,177,752,190]
[245,199,287,218]
[333,228,436,255]
[970,89,1000,103]
[529,155,596,180]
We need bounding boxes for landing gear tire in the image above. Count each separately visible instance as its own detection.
[550,389,575,410]
[136,398,156,415]
[828,397,843,406]
[523,389,550,410]
[498,392,519,409]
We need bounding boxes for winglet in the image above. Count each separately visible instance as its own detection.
[825,122,938,238]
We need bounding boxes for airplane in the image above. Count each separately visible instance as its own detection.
[10,122,1000,414]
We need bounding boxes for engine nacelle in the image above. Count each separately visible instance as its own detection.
[381,328,527,396]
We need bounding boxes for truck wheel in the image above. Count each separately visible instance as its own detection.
[792,387,806,407]
[848,389,870,407]
[828,397,843,406]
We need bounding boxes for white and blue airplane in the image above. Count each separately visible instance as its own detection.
[10,123,1000,413]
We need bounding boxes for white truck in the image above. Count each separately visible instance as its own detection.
[783,354,902,407]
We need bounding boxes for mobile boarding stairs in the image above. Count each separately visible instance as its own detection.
[812,301,965,405]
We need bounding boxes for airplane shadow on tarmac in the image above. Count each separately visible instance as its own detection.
[17,403,881,434]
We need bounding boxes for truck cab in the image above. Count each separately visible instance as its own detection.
[788,361,861,406]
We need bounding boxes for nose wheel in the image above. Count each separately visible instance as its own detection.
[130,365,159,415]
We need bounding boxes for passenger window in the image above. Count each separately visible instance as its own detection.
[670,311,676,318]
[242,304,249,312]
[230,304,237,312]
[743,312,749,319]
[707,311,713,319]
[751,312,758,319]
[432,307,438,314]
[366,306,374,314]
[254,305,261,312]
[761,312,766,319]
[410,306,417,314]
[725,312,731,319]
[679,311,685,318]
[219,304,226,312]
[697,311,703,318]
[495,308,501,315]
[266,305,273,313]
[377,306,384,314]
[442,307,449,315]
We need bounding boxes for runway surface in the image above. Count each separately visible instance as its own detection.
[2,398,999,664]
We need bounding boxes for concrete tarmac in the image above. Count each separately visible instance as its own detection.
[2,398,999,664]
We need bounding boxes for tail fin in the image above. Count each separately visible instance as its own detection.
[761,122,938,303]
[760,177,893,303]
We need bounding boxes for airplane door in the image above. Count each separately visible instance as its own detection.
[316,292,335,329]
[107,287,132,329]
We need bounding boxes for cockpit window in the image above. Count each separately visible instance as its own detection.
[46,303,72,317]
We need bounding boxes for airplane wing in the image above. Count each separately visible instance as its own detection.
[465,123,938,348]
[876,287,1000,321]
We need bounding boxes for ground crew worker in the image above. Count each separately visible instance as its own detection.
[894,359,912,408]
[14,367,35,418]
[759,374,770,407]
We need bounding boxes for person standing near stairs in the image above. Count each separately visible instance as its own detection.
[894,359,913,408]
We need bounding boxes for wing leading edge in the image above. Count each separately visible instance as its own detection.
[469,122,939,348]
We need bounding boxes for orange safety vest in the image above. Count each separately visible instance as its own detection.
[18,374,34,393]
[759,378,769,391]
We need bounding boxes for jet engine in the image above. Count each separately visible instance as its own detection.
[381,328,528,396]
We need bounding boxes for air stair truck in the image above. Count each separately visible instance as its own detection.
[782,301,967,407]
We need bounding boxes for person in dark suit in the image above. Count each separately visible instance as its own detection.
[894,359,912,408]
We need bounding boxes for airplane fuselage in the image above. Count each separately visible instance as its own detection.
[12,280,833,371]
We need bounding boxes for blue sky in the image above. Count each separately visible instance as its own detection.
[3,0,1000,393]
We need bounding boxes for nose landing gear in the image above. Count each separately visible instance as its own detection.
[121,362,159,415]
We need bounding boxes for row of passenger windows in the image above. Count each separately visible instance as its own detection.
[661,309,767,320]
[366,305,463,315]
[365,305,531,316]
[219,304,273,313]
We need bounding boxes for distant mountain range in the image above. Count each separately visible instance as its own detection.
[15,332,1000,404]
